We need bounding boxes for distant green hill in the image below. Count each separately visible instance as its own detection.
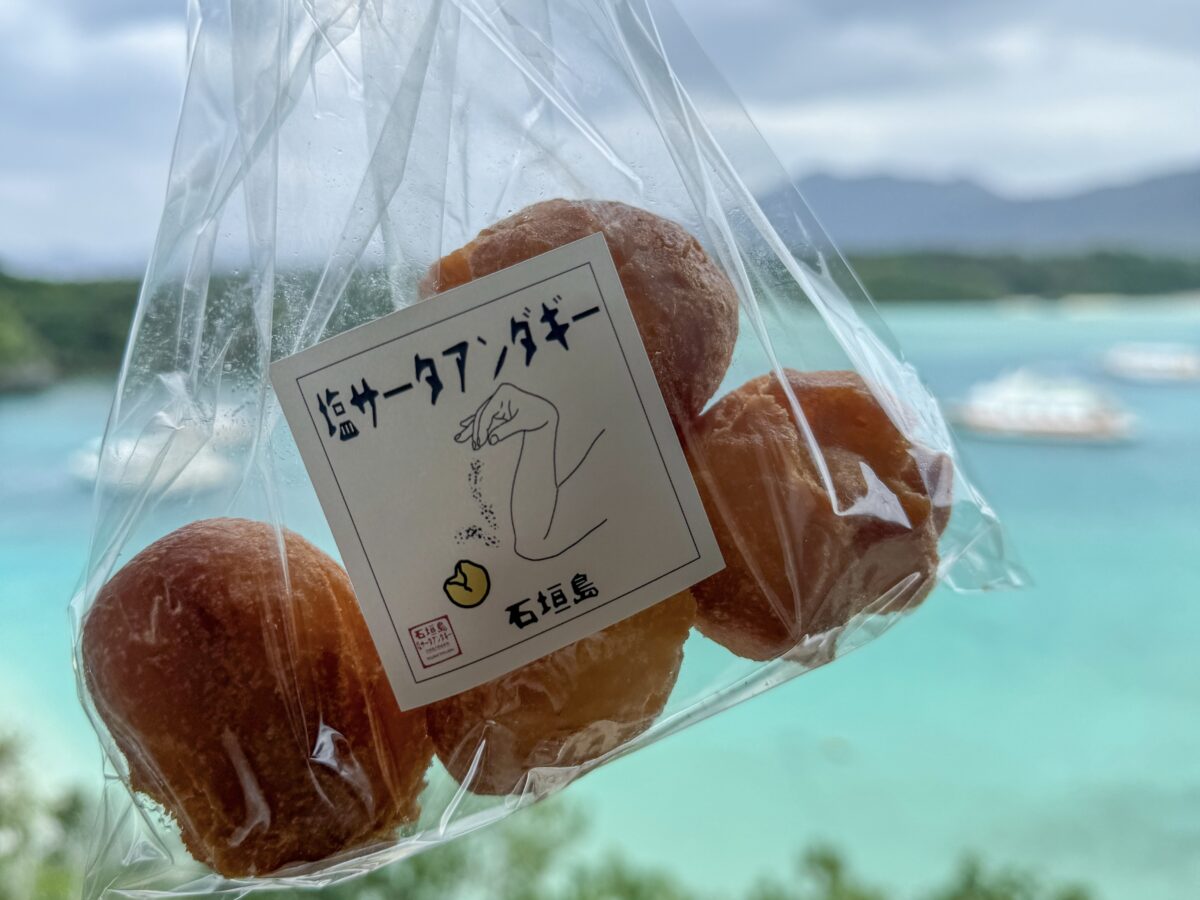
[2,251,1198,390]
[0,271,138,390]
[790,167,1200,255]
[849,251,1200,302]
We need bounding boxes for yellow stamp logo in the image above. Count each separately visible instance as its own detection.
[443,560,491,609]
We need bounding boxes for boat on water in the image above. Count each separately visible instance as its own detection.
[952,369,1135,443]
[67,438,240,497]
[1103,342,1200,383]
[67,411,253,497]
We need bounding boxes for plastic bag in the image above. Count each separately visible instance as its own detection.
[71,0,1021,895]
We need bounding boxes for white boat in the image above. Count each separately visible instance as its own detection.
[952,370,1135,443]
[1103,342,1200,383]
[67,411,252,497]
[68,437,240,497]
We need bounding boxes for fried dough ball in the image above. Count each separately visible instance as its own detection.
[689,371,951,661]
[420,199,739,425]
[425,591,695,796]
[81,518,433,878]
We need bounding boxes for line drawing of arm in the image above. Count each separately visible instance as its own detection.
[455,384,607,561]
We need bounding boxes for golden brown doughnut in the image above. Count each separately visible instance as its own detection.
[425,590,695,796]
[688,370,951,661]
[420,199,739,426]
[81,518,432,877]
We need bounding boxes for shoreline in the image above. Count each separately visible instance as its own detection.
[4,290,1200,397]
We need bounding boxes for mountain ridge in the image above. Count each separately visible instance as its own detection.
[778,168,1199,256]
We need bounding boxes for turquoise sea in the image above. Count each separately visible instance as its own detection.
[2,298,1199,898]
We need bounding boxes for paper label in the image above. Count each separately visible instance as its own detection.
[271,234,723,709]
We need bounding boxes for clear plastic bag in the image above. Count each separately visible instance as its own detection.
[70,0,1021,896]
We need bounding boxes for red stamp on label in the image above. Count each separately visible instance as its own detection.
[409,615,462,668]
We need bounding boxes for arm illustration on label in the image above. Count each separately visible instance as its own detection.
[455,383,607,561]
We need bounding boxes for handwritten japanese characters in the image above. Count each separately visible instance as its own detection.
[506,573,600,631]
[315,295,601,441]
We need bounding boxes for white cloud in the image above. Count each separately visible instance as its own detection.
[0,0,1196,275]
[0,9,186,275]
[732,26,1200,195]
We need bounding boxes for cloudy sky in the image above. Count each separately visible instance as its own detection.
[0,0,1196,276]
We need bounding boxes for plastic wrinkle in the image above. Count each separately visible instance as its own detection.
[310,724,375,818]
[221,731,271,848]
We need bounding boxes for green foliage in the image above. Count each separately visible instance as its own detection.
[0,271,138,376]
[924,857,1093,900]
[0,731,1100,900]
[747,846,887,900]
[561,853,697,900]
[2,251,1199,387]
[849,251,1200,302]
[0,736,91,900]
[282,802,587,900]
[0,298,56,390]
[746,847,1095,900]
[0,299,47,365]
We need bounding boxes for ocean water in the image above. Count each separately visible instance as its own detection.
[2,298,1198,897]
